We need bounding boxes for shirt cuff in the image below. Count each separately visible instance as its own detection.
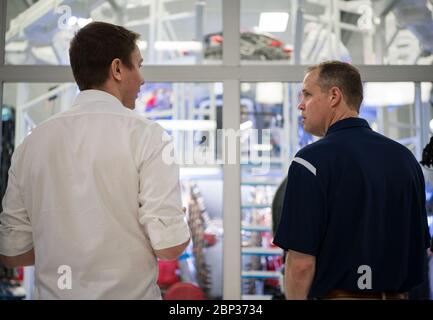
[0,226,33,256]
[145,216,190,251]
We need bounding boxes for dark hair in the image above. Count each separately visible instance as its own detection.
[69,22,140,91]
[307,61,363,112]
[421,136,433,168]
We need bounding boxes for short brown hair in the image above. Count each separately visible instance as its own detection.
[307,61,363,112]
[69,22,140,91]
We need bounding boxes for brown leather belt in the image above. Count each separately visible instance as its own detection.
[323,289,409,300]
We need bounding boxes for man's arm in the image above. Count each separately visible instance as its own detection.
[137,124,191,259]
[284,249,316,300]
[0,248,35,268]
[154,239,190,260]
[0,145,34,265]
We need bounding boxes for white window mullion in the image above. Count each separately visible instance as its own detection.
[0,0,7,157]
[222,0,241,300]
[1,65,433,83]
[0,0,5,66]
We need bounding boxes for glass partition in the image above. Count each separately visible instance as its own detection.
[2,81,225,300]
[5,0,222,65]
[238,80,433,299]
[240,0,433,65]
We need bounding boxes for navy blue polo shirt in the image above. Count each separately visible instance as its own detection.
[273,117,431,298]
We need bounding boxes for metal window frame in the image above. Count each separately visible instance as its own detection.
[0,0,6,161]
[222,0,241,300]
[1,65,433,82]
[1,0,433,300]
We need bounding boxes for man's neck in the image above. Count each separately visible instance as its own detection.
[92,84,122,104]
[328,108,359,128]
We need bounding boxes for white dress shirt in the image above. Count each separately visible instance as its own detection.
[0,90,190,299]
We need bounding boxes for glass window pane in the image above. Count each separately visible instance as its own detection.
[240,0,433,65]
[2,82,224,300]
[238,80,432,299]
[239,82,288,299]
[5,0,222,65]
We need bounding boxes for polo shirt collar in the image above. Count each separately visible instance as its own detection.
[73,89,125,110]
[326,117,371,136]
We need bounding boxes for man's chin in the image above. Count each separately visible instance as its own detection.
[303,125,323,137]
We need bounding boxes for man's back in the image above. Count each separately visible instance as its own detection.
[2,90,189,299]
[276,118,430,297]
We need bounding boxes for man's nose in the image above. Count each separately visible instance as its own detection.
[298,102,304,110]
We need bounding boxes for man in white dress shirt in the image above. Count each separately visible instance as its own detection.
[0,22,190,299]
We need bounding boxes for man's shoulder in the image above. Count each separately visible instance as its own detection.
[371,131,418,161]
[296,138,335,160]
[37,103,156,129]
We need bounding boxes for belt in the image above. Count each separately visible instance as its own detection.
[323,289,409,300]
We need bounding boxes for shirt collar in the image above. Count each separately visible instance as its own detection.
[326,117,371,136]
[72,89,125,110]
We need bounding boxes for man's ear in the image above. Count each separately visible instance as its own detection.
[110,58,122,81]
[329,86,342,108]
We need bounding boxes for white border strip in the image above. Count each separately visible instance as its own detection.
[222,0,241,301]
[293,157,317,176]
[1,65,433,83]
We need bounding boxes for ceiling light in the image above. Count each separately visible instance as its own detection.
[258,12,289,32]
[154,41,202,51]
[156,120,216,131]
[5,41,28,52]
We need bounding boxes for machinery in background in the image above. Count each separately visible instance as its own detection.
[204,31,291,61]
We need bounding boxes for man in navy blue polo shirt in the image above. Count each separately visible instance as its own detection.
[273,61,431,300]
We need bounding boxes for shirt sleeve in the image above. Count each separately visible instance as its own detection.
[136,123,190,251]
[273,158,326,256]
[0,146,33,256]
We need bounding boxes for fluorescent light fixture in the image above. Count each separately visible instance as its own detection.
[256,82,284,104]
[5,41,28,52]
[364,83,415,106]
[156,120,217,131]
[126,3,140,9]
[258,12,289,32]
[422,82,432,103]
[240,120,253,131]
[241,83,251,92]
[214,83,223,95]
[180,167,221,177]
[31,46,58,65]
[154,41,202,51]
